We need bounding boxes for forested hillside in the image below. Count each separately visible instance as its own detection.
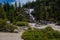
[23,0,60,22]
[0,2,28,23]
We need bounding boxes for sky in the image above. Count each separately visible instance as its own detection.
[0,0,36,5]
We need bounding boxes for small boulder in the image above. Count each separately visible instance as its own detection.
[14,29,19,33]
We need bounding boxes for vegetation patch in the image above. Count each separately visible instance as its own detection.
[14,21,29,27]
[0,19,17,32]
[22,27,60,40]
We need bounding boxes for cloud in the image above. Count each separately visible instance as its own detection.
[15,0,36,4]
[11,0,36,6]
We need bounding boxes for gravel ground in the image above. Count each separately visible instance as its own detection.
[0,30,24,40]
[29,23,60,31]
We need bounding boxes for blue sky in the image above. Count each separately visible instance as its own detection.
[0,0,36,5]
[0,0,14,4]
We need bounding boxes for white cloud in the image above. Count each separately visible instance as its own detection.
[11,0,19,6]
[11,0,36,6]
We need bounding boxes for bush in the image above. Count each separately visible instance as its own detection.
[0,19,6,25]
[22,27,60,40]
[16,21,29,27]
[0,19,6,31]
[0,19,17,32]
[4,24,17,32]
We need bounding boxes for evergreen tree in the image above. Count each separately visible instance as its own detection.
[0,3,6,19]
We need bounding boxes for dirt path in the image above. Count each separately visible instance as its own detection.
[0,29,24,40]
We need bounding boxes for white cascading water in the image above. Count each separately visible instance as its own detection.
[28,9,35,21]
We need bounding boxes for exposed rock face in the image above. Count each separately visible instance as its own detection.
[24,8,35,22]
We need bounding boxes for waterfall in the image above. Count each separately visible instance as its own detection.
[28,9,35,20]
[24,8,35,22]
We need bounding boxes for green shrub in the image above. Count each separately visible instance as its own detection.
[16,21,29,27]
[0,19,6,31]
[22,27,60,40]
[28,27,32,30]
[4,24,17,32]
[0,19,6,25]
[0,19,17,32]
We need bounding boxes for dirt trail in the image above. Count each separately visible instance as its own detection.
[0,29,24,40]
